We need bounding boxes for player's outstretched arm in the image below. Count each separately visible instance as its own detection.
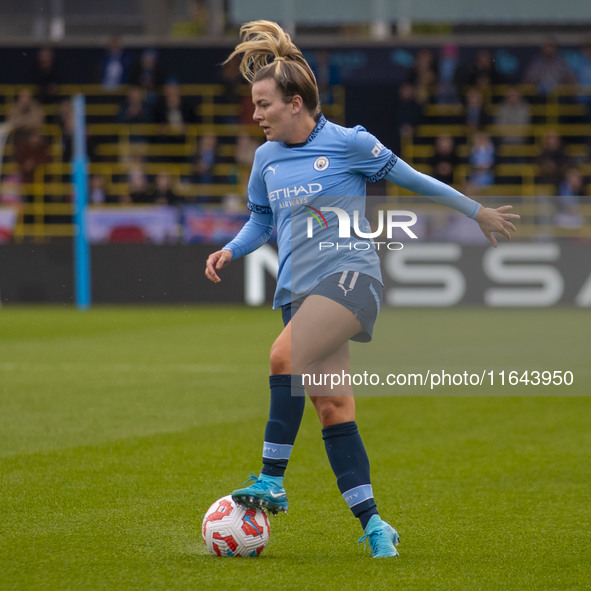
[385,157,519,246]
[385,158,480,218]
[474,205,519,247]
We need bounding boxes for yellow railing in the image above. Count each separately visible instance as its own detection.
[398,82,591,242]
[0,83,345,125]
[1,82,588,241]
[0,80,343,241]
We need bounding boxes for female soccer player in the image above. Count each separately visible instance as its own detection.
[205,21,518,558]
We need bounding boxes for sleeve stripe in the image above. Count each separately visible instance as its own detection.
[366,153,398,184]
[247,200,273,214]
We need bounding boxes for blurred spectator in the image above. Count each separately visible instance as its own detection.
[7,89,45,147]
[465,88,487,134]
[218,56,248,125]
[220,55,242,103]
[309,49,341,105]
[171,0,209,38]
[153,171,183,205]
[129,50,166,102]
[239,91,256,127]
[436,44,460,104]
[573,41,591,122]
[536,130,570,188]
[235,133,257,168]
[100,35,129,91]
[524,39,575,97]
[429,134,459,185]
[60,99,98,162]
[392,82,422,154]
[234,133,258,187]
[89,174,108,204]
[154,81,194,136]
[555,166,585,228]
[117,86,152,123]
[558,166,585,200]
[494,87,531,145]
[127,167,153,204]
[219,56,257,126]
[468,131,495,187]
[465,49,501,93]
[117,86,153,147]
[14,131,51,184]
[191,132,219,184]
[0,174,22,204]
[407,49,437,105]
[126,154,147,180]
[32,46,60,105]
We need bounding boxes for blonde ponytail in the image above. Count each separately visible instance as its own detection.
[225,20,320,115]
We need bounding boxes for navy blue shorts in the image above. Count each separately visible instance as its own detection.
[281,272,383,342]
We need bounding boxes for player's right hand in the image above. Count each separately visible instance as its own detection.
[205,249,233,283]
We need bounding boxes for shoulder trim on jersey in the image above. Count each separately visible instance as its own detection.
[284,114,327,148]
[367,153,398,183]
[248,200,272,214]
[307,114,327,144]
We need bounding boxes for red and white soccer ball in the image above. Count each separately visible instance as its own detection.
[202,495,270,557]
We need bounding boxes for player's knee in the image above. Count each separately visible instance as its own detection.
[315,399,339,426]
[269,338,291,375]
[314,397,353,427]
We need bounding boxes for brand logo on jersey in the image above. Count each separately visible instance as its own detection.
[266,164,279,175]
[371,141,385,158]
[269,183,323,203]
[313,156,330,171]
[337,271,359,296]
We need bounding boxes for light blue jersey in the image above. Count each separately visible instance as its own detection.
[225,115,481,308]
[246,115,395,309]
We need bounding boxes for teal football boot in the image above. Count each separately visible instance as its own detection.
[358,514,400,557]
[232,474,288,516]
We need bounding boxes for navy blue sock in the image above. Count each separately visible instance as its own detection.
[260,374,306,478]
[322,421,379,530]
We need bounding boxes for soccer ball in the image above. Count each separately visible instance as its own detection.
[202,495,270,557]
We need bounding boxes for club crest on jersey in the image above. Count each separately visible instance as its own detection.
[313,156,330,171]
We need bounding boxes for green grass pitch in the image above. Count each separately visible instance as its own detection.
[0,306,589,590]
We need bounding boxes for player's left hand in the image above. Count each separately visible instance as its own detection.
[475,205,520,247]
